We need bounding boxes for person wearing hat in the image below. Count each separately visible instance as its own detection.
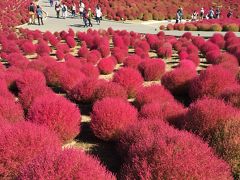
[200,7,204,19]
[87,8,93,27]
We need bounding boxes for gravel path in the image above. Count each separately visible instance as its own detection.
[19,0,240,37]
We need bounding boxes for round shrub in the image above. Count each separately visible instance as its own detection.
[112,47,127,63]
[139,101,186,127]
[36,40,51,56]
[210,23,223,31]
[66,35,76,48]
[91,97,138,141]
[201,41,220,56]
[98,44,110,58]
[21,41,36,55]
[161,64,197,95]
[78,45,90,58]
[69,78,101,103]
[209,33,225,49]
[87,50,101,65]
[206,50,221,64]
[119,120,233,180]
[44,62,67,87]
[0,121,61,179]
[113,67,143,98]
[80,63,100,79]
[0,79,15,100]
[61,69,86,93]
[135,84,174,106]
[98,57,115,74]
[223,23,239,32]
[157,43,172,59]
[138,59,165,81]
[27,94,81,142]
[16,69,46,91]
[124,55,143,69]
[183,97,240,177]
[220,85,240,108]
[0,96,24,123]
[189,66,237,100]
[19,148,115,180]
[93,81,128,102]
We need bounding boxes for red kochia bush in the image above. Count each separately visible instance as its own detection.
[138,59,165,81]
[139,101,186,128]
[220,85,240,108]
[19,149,115,180]
[0,121,61,179]
[91,97,138,141]
[0,79,15,100]
[21,41,36,55]
[36,40,51,56]
[183,97,240,177]
[93,81,128,102]
[161,62,197,95]
[189,66,237,100]
[119,120,233,180]
[135,85,174,106]
[27,94,81,142]
[87,50,101,64]
[44,62,67,87]
[80,63,100,79]
[0,96,24,123]
[69,78,101,103]
[16,69,46,91]
[98,57,115,74]
[123,55,143,69]
[66,35,76,48]
[113,67,143,98]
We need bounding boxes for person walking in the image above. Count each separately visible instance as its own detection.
[50,0,54,7]
[82,8,88,27]
[55,1,61,18]
[200,7,204,19]
[175,10,180,24]
[87,8,93,27]
[28,2,35,24]
[36,5,44,25]
[62,3,68,19]
[208,7,214,19]
[71,1,76,17]
[95,4,102,25]
[79,0,85,18]
[227,10,233,18]
[215,7,220,19]
[191,10,198,21]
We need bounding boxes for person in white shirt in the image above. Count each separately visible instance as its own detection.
[71,2,76,17]
[62,3,68,19]
[95,4,102,25]
[200,8,204,19]
[79,0,85,18]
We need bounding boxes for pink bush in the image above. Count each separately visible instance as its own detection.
[119,120,233,179]
[0,96,24,123]
[93,81,128,102]
[113,67,143,98]
[0,121,61,179]
[139,101,186,127]
[44,62,67,87]
[98,57,115,74]
[161,63,197,95]
[209,33,225,49]
[20,41,36,55]
[66,35,76,48]
[138,59,165,81]
[78,45,90,58]
[124,55,143,69]
[112,47,127,63]
[157,43,172,58]
[135,84,174,106]
[0,79,15,100]
[183,97,240,176]
[19,149,115,180]
[98,44,110,58]
[16,69,46,91]
[80,63,100,79]
[206,50,221,64]
[220,85,240,108]
[36,40,51,56]
[189,66,237,100]
[91,97,138,141]
[27,94,81,142]
[60,68,86,92]
[69,78,101,103]
[87,50,101,64]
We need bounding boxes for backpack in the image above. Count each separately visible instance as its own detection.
[62,5,66,12]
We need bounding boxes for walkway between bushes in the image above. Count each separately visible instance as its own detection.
[19,0,240,37]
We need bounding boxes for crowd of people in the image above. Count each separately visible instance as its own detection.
[176,6,234,23]
[28,0,102,27]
